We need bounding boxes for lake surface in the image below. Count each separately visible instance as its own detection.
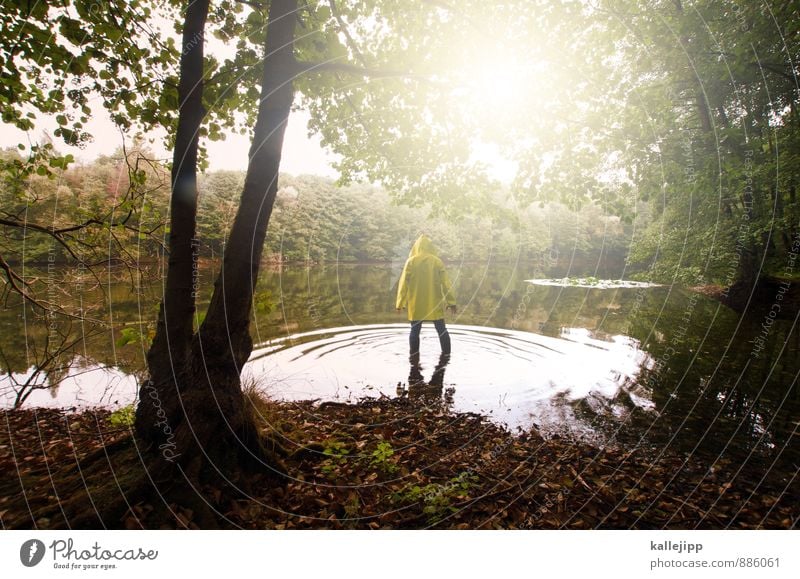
[1,263,798,478]
[249,323,654,438]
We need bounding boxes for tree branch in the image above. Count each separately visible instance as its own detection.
[751,62,796,81]
[0,217,87,262]
[234,0,267,10]
[328,0,368,67]
[0,251,50,313]
[294,59,429,81]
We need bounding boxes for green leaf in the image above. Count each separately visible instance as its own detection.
[108,405,136,427]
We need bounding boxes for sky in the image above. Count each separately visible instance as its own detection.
[1,106,518,183]
[0,106,340,177]
[206,109,340,176]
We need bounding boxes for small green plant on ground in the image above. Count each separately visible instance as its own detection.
[108,405,135,427]
[254,290,276,314]
[367,441,397,473]
[320,439,350,475]
[392,471,479,523]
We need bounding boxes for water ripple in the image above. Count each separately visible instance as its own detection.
[247,323,655,433]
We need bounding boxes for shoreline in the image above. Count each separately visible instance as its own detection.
[1,397,794,530]
[690,276,800,316]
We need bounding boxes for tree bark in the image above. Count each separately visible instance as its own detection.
[136,0,209,446]
[142,0,299,477]
[197,0,297,372]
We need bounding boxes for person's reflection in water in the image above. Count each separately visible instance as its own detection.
[429,353,450,388]
[404,353,453,407]
[408,352,425,386]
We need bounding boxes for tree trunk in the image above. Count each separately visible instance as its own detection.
[197,0,297,373]
[136,0,209,447]
[140,0,299,478]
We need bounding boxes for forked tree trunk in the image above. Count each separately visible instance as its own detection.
[137,0,298,478]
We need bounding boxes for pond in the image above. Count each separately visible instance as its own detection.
[249,323,654,440]
[1,262,798,479]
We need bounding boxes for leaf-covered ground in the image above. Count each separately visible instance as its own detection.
[1,396,797,529]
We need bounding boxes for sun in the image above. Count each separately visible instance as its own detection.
[471,58,530,109]
[442,48,545,180]
[448,51,533,113]
[439,35,558,139]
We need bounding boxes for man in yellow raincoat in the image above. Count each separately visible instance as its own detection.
[396,234,456,357]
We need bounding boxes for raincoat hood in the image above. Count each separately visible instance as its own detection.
[409,234,437,258]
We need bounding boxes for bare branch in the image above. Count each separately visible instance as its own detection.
[0,251,50,312]
[0,217,85,263]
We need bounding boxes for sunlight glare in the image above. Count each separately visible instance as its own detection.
[451,52,534,118]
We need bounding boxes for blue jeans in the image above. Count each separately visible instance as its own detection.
[409,319,451,356]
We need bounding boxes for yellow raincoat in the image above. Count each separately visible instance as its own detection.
[396,235,456,321]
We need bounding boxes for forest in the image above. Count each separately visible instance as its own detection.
[1,145,632,265]
[0,0,798,540]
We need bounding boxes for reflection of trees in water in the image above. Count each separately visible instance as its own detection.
[0,282,151,407]
[256,264,577,333]
[0,320,97,408]
[3,263,798,470]
[616,297,800,469]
